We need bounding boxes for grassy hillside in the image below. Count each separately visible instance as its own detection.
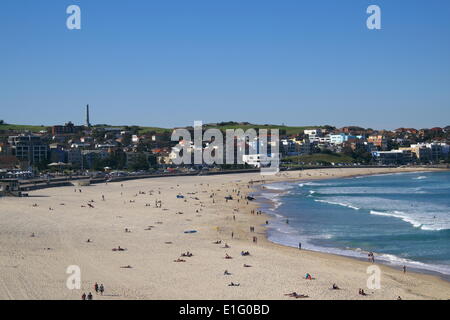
[137,126,172,134]
[204,123,323,136]
[0,123,49,132]
[0,122,323,136]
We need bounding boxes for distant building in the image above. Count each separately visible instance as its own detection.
[67,149,82,166]
[280,139,310,156]
[52,122,83,135]
[0,142,12,156]
[49,146,66,163]
[329,133,360,145]
[368,135,387,150]
[71,142,91,148]
[304,129,323,143]
[0,155,19,169]
[81,150,109,169]
[8,135,48,165]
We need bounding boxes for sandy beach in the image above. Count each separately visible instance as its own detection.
[1,166,450,300]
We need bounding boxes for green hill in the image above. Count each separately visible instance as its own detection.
[0,123,49,132]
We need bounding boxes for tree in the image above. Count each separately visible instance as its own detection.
[121,133,132,146]
[130,154,150,171]
[35,158,50,171]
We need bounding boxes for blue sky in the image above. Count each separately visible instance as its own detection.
[1,0,449,129]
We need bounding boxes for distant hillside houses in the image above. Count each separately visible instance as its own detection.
[0,120,449,173]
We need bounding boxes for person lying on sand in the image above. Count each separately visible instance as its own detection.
[241,251,250,256]
[243,264,252,268]
[285,292,309,298]
[222,243,230,248]
[181,252,193,257]
[332,283,340,290]
[228,282,240,286]
[225,253,232,259]
[112,246,126,251]
[224,270,231,275]
[174,258,186,262]
[87,203,95,208]
[213,240,222,244]
[120,265,132,268]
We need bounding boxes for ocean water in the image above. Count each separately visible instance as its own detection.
[258,171,450,277]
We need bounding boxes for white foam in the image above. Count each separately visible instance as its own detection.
[314,199,360,210]
[263,183,293,191]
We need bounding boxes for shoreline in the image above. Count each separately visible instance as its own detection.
[253,179,450,283]
[1,166,449,299]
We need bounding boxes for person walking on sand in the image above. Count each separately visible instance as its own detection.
[81,293,86,300]
[403,265,406,274]
[87,292,93,300]
[94,282,99,294]
[99,284,104,295]
[298,242,301,250]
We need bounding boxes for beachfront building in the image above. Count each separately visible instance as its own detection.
[409,143,447,163]
[81,150,109,169]
[242,153,279,168]
[372,150,412,165]
[67,149,82,166]
[8,135,48,165]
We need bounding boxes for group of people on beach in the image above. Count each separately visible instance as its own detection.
[81,283,105,299]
